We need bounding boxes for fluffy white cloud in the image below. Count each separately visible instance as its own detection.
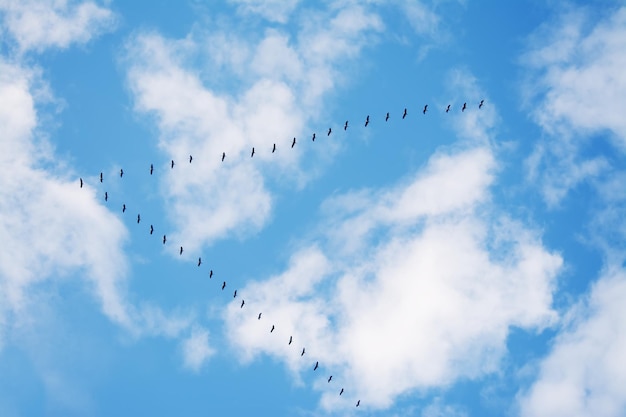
[0,0,115,53]
[228,0,300,23]
[181,326,216,372]
[518,269,626,417]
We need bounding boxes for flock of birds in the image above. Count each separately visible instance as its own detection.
[77,101,485,409]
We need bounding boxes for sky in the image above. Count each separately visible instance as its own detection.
[0,0,625,416]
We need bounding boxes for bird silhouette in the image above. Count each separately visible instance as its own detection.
[100,172,103,183]
[137,214,141,224]
[171,160,175,169]
[198,257,202,267]
[344,120,348,130]
[289,336,292,345]
[270,325,275,333]
[365,115,369,126]
[189,155,193,163]
[291,137,296,148]
[179,246,183,255]
[251,147,255,158]
[272,143,276,153]
[385,112,390,121]
[150,164,153,175]
[120,169,124,178]
[328,376,332,383]
[479,99,484,109]
[258,312,262,320]
[150,225,154,235]
[340,388,344,396]
[402,108,407,119]
[80,178,83,188]
[327,127,332,136]
[122,204,126,213]
[222,152,226,162]
[240,299,245,308]
[222,281,226,290]
[446,104,450,113]
[301,348,305,356]
[209,270,213,278]
[423,104,428,114]
[462,102,467,112]
[233,290,237,298]
[105,191,108,202]
[312,133,316,141]
[163,235,166,244]
[356,400,360,407]
[313,361,319,371]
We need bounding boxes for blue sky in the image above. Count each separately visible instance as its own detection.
[1,1,625,416]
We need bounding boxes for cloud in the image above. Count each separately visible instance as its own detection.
[228,0,300,23]
[0,0,116,53]
[181,326,216,372]
[521,6,626,205]
[517,269,626,417]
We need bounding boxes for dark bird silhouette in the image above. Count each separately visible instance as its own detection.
[137,214,141,224]
[163,235,166,244]
[222,152,226,162]
[80,178,83,188]
[385,112,390,121]
[272,143,276,153]
[104,192,108,201]
[122,204,126,213]
[198,257,202,267]
[258,312,262,320]
[462,102,467,112]
[446,104,450,113]
[150,225,154,235]
[270,325,275,333]
[251,147,255,158]
[479,99,484,109]
[222,281,226,290]
[240,299,245,308]
[179,246,183,255]
[356,400,360,407]
[423,104,428,114]
[328,376,332,383]
[312,133,316,141]
[327,127,332,136]
[344,120,348,130]
[100,172,103,183]
[289,336,292,345]
[291,137,296,148]
[340,388,344,396]
[402,108,407,119]
[150,164,153,175]
[120,169,124,178]
[233,290,237,298]
[313,361,319,371]
[189,155,193,163]
[365,115,369,126]
[209,270,213,278]
[171,160,175,169]
[301,348,305,356]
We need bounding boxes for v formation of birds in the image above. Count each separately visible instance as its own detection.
[76,102,484,409]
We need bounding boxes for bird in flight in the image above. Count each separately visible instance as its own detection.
[100,172,103,183]
[189,155,193,163]
[344,120,348,130]
[446,104,450,113]
[289,336,292,345]
[122,204,126,213]
[120,169,124,178]
[80,178,83,188]
[385,112,390,121]
[365,115,369,126]
[105,192,108,202]
[150,164,153,175]
[356,400,360,407]
[209,270,213,278]
[301,348,305,356]
[179,246,183,255]
[313,361,319,371]
[233,290,237,298]
[272,143,276,153]
[171,160,175,169]
[150,225,154,235]
[402,108,407,119]
[137,214,141,224]
[240,299,245,308]
[462,102,467,112]
[222,281,226,290]
[327,127,332,136]
[423,104,428,114]
[312,133,316,141]
[270,325,275,333]
[258,312,262,320]
[163,235,166,244]
[251,147,255,158]
[222,152,226,162]
[198,257,202,267]
[479,99,484,109]
[328,376,332,383]
[340,388,344,396]
[291,137,296,148]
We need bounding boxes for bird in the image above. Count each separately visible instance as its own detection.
[312,133,316,141]
[423,104,428,114]
[233,290,237,298]
[340,388,344,396]
[137,214,141,224]
[171,160,175,169]
[385,112,390,121]
[402,108,407,119]
[270,325,275,333]
[150,164,153,175]
[179,246,183,255]
[327,127,332,136]
[189,155,193,163]
[198,257,202,267]
[222,152,226,162]
[446,104,450,113]
[104,191,108,202]
[291,137,296,148]
[272,143,276,153]
[120,168,124,178]
[209,270,213,278]
[80,178,83,188]
[240,299,245,308]
[301,348,305,356]
[365,115,369,126]
[163,235,166,244]
[313,361,319,371]
[356,400,360,407]
[258,312,262,320]
[150,225,154,235]
[479,99,484,109]
[221,281,226,290]
[289,336,292,345]
[328,376,332,383]
[251,147,255,157]
[462,102,467,112]
[122,204,126,213]
[100,172,103,183]
[344,120,348,130]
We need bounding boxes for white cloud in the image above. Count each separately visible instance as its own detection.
[228,0,300,23]
[0,0,116,53]
[181,326,216,372]
[517,269,626,417]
